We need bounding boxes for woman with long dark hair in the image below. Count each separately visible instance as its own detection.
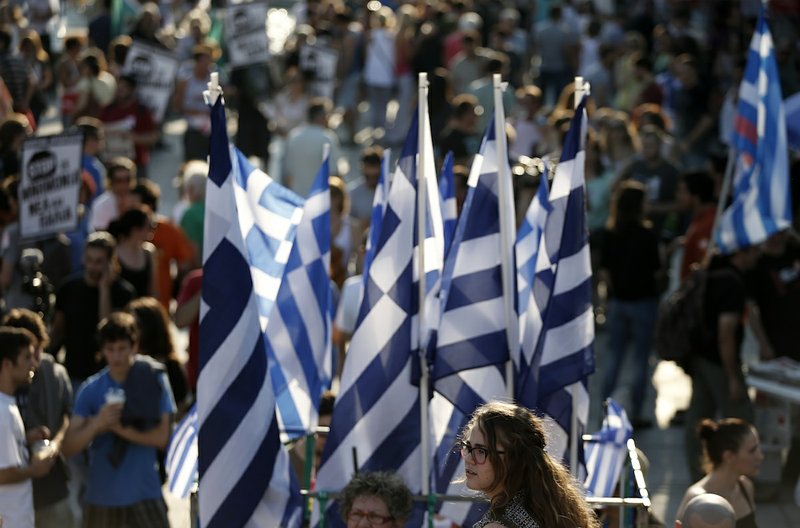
[599,180,663,428]
[460,401,599,528]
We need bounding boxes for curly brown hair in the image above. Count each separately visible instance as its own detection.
[462,401,600,528]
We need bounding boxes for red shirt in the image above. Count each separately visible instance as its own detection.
[680,206,716,281]
[176,269,202,390]
[99,99,157,167]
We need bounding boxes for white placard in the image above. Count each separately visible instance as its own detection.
[225,2,269,67]
[299,44,338,100]
[19,133,83,239]
[122,41,180,123]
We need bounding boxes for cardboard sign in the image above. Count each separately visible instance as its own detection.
[225,2,270,67]
[122,41,180,122]
[19,133,83,239]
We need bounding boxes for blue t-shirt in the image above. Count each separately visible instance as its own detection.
[74,368,176,507]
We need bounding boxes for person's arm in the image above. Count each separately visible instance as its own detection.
[718,312,744,401]
[146,244,159,298]
[747,301,775,360]
[49,415,70,454]
[97,262,115,321]
[174,290,200,328]
[0,256,13,290]
[48,310,66,356]
[0,454,57,484]
[109,412,171,450]
[173,78,187,114]
[61,404,122,458]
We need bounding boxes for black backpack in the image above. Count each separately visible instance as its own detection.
[654,269,709,366]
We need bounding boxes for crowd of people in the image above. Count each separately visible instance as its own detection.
[0,0,800,526]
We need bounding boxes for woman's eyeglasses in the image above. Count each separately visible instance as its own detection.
[347,509,394,525]
[458,441,505,465]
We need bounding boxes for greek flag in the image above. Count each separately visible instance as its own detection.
[440,151,457,256]
[166,405,198,499]
[584,399,633,498]
[515,167,552,409]
[198,98,303,528]
[362,148,391,283]
[433,118,513,415]
[315,106,442,527]
[528,99,594,463]
[715,9,792,253]
[431,115,516,526]
[266,154,333,441]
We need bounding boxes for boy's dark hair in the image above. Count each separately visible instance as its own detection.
[85,231,117,259]
[361,145,384,166]
[681,170,715,204]
[132,180,161,211]
[0,327,36,366]
[307,98,332,123]
[452,94,478,119]
[97,311,139,347]
[3,308,49,349]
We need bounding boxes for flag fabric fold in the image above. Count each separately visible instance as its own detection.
[715,9,792,253]
[266,154,333,441]
[315,105,442,527]
[439,151,458,257]
[362,148,391,284]
[522,98,594,465]
[198,97,303,528]
[514,167,552,409]
[166,405,198,499]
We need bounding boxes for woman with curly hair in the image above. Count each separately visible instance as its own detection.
[460,401,599,528]
[339,471,412,528]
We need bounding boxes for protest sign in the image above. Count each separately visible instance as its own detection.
[299,43,338,100]
[225,2,269,67]
[122,41,180,122]
[19,133,83,239]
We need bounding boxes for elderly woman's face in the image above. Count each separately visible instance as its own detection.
[346,494,397,527]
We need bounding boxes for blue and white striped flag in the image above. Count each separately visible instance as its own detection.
[515,166,552,409]
[431,113,516,526]
[362,148,391,283]
[432,117,514,415]
[584,399,633,498]
[440,151,457,256]
[198,97,303,528]
[266,154,333,441]
[166,405,198,499]
[315,105,442,527]
[527,98,594,464]
[715,9,792,253]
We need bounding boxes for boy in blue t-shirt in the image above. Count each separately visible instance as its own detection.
[63,312,175,527]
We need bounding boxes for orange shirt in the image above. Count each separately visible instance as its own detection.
[151,216,194,309]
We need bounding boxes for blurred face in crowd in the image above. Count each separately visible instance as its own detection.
[3,344,36,389]
[362,161,381,188]
[641,133,661,161]
[103,339,136,381]
[83,246,112,285]
[110,168,134,198]
[346,495,396,528]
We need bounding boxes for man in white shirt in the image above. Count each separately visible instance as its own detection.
[0,327,58,528]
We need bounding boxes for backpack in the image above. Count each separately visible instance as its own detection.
[654,269,709,366]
